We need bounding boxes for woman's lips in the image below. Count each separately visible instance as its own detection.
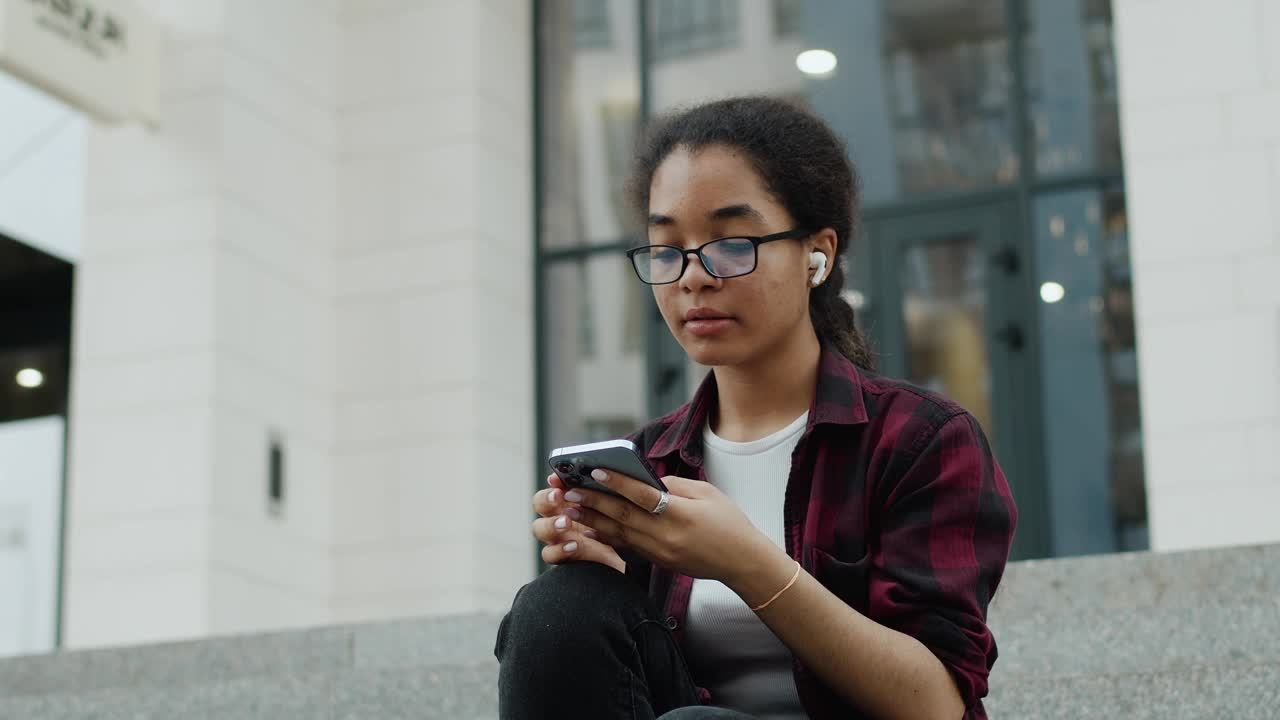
[683,307,735,337]
[684,307,732,321]
[684,316,735,337]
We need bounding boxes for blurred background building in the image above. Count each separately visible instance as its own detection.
[0,0,1277,661]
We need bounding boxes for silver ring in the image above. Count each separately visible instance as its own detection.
[650,491,670,516]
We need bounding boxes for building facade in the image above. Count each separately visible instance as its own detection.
[0,0,1277,655]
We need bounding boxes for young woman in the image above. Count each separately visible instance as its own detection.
[495,96,1017,720]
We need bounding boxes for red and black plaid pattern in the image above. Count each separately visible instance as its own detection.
[625,344,1017,719]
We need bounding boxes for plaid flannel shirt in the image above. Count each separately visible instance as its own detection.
[624,344,1017,719]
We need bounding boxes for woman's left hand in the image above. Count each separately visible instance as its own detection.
[562,469,772,585]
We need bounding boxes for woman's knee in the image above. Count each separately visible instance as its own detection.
[495,561,647,658]
[510,561,642,621]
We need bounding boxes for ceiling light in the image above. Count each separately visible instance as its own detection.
[796,49,837,76]
[1040,282,1066,304]
[16,368,44,388]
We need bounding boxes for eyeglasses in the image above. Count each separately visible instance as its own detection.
[626,228,812,285]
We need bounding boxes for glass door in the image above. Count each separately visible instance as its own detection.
[866,203,1048,559]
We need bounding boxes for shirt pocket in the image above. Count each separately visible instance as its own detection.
[810,546,873,613]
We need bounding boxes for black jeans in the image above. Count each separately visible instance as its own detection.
[494,561,758,720]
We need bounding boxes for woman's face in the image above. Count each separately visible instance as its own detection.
[646,144,823,368]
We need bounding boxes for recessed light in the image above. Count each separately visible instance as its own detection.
[1040,282,1066,304]
[796,49,837,76]
[16,368,44,388]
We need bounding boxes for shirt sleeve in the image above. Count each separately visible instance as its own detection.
[867,411,1017,709]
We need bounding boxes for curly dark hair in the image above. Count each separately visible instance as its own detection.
[625,95,874,370]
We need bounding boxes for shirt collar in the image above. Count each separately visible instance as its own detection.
[646,343,869,466]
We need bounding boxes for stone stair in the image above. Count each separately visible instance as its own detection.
[0,614,502,719]
[985,542,1280,718]
[2,543,1278,718]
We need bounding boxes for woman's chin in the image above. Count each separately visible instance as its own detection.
[680,335,741,368]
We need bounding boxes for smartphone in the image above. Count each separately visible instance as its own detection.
[547,439,669,502]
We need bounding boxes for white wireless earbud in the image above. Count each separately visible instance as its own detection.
[808,251,829,287]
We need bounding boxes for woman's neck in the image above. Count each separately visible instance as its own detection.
[710,326,822,443]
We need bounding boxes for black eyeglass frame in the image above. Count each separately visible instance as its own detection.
[625,227,814,285]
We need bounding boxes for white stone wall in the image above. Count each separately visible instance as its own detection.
[62,0,533,648]
[66,0,340,647]
[1115,0,1280,550]
[331,0,534,621]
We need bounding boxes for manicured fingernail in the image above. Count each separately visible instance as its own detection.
[591,469,609,483]
[566,507,582,520]
[565,490,584,503]
[549,489,559,504]
[555,516,568,530]
[563,542,578,553]
[584,530,599,540]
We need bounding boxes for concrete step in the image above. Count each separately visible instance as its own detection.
[988,542,1280,618]
[984,660,1280,720]
[1,543,1277,718]
[0,660,501,720]
[0,613,502,699]
[990,599,1280,680]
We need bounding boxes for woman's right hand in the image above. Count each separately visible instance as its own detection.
[532,473,626,573]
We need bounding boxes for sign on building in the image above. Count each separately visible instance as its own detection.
[0,0,159,124]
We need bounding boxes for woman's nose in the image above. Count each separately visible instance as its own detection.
[679,252,719,290]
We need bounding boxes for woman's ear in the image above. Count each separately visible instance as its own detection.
[810,228,838,265]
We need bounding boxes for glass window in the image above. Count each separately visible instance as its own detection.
[649,0,1016,206]
[621,261,645,354]
[901,236,994,440]
[576,262,595,357]
[870,0,1016,199]
[1034,187,1147,555]
[535,0,1137,561]
[573,0,612,50]
[1026,0,1123,176]
[772,0,802,38]
[539,2,649,450]
[652,0,740,62]
[544,257,650,449]
[538,0,641,250]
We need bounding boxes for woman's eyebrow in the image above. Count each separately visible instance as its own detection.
[708,204,765,223]
[646,204,765,227]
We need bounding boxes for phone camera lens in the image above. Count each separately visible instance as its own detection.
[555,462,574,474]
